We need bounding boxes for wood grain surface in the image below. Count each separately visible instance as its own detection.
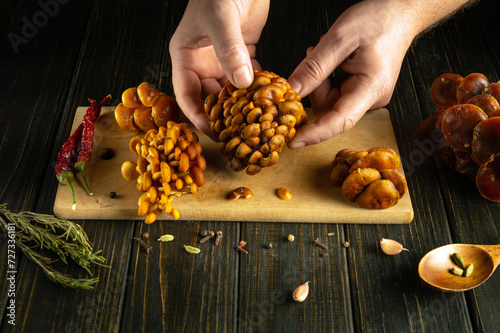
[53,107,413,223]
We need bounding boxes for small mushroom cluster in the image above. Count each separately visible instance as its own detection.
[121,121,206,223]
[331,148,407,209]
[115,82,181,132]
[204,70,308,175]
[415,73,500,202]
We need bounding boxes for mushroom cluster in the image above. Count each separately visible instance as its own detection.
[330,148,407,209]
[121,121,206,223]
[115,82,180,132]
[415,73,500,202]
[204,70,308,175]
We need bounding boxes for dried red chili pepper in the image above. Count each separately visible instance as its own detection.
[75,95,111,195]
[55,122,83,209]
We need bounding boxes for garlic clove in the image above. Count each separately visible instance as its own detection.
[379,238,407,256]
[292,281,310,302]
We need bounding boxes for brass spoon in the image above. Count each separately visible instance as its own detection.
[418,244,500,292]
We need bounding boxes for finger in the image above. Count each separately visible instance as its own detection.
[308,76,341,119]
[200,77,223,98]
[209,16,254,89]
[288,77,377,148]
[172,67,217,141]
[288,32,357,97]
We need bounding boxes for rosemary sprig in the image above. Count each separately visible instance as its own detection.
[0,203,107,289]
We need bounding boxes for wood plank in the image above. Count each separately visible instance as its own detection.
[346,61,473,331]
[1,0,191,332]
[7,219,134,332]
[120,220,240,332]
[344,0,500,331]
[237,223,354,332]
[236,2,355,332]
[408,1,500,331]
[0,1,96,329]
[52,107,413,224]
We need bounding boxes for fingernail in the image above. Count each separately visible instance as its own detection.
[289,141,305,150]
[289,77,302,95]
[233,65,253,88]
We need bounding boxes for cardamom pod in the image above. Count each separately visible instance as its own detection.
[158,234,174,242]
[463,264,474,277]
[184,245,201,254]
[451,253,465,269]
[450,266,464,276]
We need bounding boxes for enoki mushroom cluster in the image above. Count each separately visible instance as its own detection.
[416,73,500,202]
[331,148,408,209]
[121,121,206,223]
[204,70,308,175]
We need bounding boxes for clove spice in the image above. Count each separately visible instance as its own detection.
[313,238,327,249]
[215,231,223,246]
[199,231,215,244]
[133,237,153,254]
[237,245,248,254]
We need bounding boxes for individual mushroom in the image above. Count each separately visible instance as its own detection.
[476,156,500,202]
[341,168,381,203]
[467,94,500,117]
[456,73,489,104]
[347,147,401,173]
[440,104,488,152]
[355,179,400,209]
[430,73,463,108]
[471,117,500,166]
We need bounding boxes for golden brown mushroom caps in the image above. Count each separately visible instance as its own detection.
[356,179,400,209]
[151,93,181,128]
[341,168,381,203]
[114,103,141,132]
[137,82,160,107]
[379,169,407,198]
[122,87,143,109]
[330,160,351,187]
[133,107,157,132]
[348,147,400,173]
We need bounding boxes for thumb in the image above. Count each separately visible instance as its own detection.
[209,17,254,89]
[288,35,352,97]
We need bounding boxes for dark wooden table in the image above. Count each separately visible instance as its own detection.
[1,0,499,332]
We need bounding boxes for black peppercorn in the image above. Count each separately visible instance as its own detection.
[264,242,273,249]
[109,191,117,198]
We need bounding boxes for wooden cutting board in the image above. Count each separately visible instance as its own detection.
[53,107,413,223]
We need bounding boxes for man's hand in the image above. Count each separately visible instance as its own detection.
[169,0,269,139]
[288,0,475,149]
